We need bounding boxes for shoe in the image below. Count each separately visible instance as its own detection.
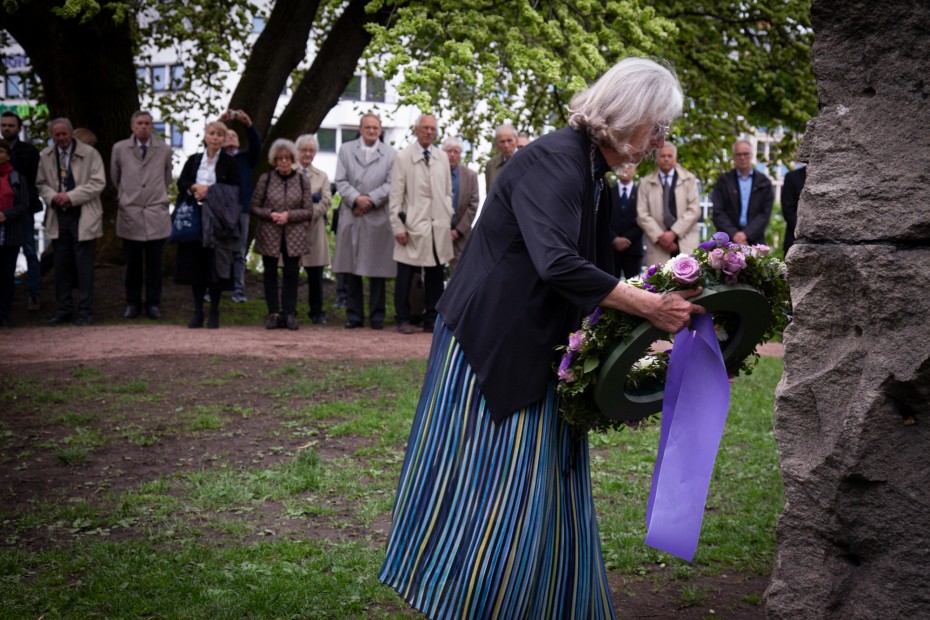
[145,305,161,320]
[423,321,435,333]
[28,296,40,312]
[371,322,384,330]
[309,313,326,325]
[285,314,299,331]
[344,321,363,329]
[187,311,204,329]
[396,322,414,335]
[207,312,219,329]
[0,317,12,328]
[124,304,141,319]
[47,312,73,326]
[265,313,280,329]
[73,315,93,326]
[232,294,247,303]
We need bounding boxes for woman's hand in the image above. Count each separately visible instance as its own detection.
[646,288,705,333]
[271,211,290,225]
[191,183,209,202]
[599,282,705,334]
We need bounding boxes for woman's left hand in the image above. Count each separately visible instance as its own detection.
[271,211,289,225]
[647,288,705,333]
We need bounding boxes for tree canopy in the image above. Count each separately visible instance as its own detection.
[2,0,814,183]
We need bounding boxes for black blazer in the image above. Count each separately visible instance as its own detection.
[710,168,775,245]
[177,150,242,202]
[780,166,806,254]
[437,127,618,422]
[606,181,643,258]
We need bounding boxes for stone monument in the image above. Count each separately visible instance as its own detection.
[766,0,930,617]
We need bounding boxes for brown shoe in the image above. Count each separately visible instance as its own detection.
[265,313,280,329]
[285,314,299,331]
[396,322,414,335]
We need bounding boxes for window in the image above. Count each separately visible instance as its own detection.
[171,65,184,90]
[341,76,361,101]
[152,66,168,92]
[5,74,25,98]
[153,122,167,139]
[366,76,386,102]
[251,16,266,33]
[342,128,360,143]
[171,125,184,148]
[136,67,150,88]
[317,128,337,152]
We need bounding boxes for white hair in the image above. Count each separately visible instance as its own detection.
[442,136,464,151]
[295,134,319,150]
[568,57,683,154]
[494,123,517,140]
[49,117,74,133]
[267,138,299,166]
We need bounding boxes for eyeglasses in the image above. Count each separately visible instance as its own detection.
[733,152,752,158]
[654,123,671,137]
[274,155,293,162]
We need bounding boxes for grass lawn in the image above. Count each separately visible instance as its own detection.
[0,354,783,618]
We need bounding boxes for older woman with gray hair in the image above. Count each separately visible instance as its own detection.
[294,134,332,324]
[251,139,314,330]
[380,58,705,618]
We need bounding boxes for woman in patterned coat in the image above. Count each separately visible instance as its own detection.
[251,139,314,330]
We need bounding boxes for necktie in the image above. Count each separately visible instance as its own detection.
[58,150,69,192]
[423,149,430,164]
[620,186,628,208]
[662,174,676,230]
[140,144,147,159]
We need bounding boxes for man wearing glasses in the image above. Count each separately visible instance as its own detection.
[711,139,775,246]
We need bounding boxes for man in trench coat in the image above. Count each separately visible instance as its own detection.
[111,110,174,320]
[332,113,397,330]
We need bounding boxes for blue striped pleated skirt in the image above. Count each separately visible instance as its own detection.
[379,317,616,619]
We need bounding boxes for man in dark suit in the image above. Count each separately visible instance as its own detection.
[607,162,643,278]
[781,164,806,255]
[711,139,775,246]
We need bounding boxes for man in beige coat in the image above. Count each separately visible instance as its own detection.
[37,118,105,325]
[636,142,702,267]
[111,111,174,320]
[389,114,453,334]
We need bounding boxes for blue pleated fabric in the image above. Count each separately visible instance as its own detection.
[379,317,616,619]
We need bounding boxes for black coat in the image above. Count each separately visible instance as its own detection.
[780,166,806,254]
[11,139,40,213]
[174,151,241,287]
[710,168,775,245]
[437,127,618,422]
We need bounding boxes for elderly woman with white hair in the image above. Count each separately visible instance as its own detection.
[379,58,705,618]
[294,134,332,325]
[251,139,314,330]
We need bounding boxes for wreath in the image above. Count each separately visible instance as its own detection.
[555,232,791,435]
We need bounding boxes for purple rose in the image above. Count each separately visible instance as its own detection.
[558,351,575,382]
[568,330,587,352]
[699,232,730,251]
[645,265,659,279]
[670,256,701,284]
[708,248,727,270]
[588,307,602,325]
[751,244,771,257]
[722,251,747,284]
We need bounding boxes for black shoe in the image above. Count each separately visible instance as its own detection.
[344,321,363,329]
[188,311,205,329]
[207,312,219,329]
[309,313,326,325]
[396,322,415,335]
[285,314,299,331]
[265,313,280,329]
[123,305,141,319]
[0,317,12,328]
[145,305,161,320]
[371,322,384,330]
[73,315,93,326]
[47,312,73,326]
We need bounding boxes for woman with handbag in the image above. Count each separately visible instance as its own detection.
[251,139,314,330]
[175,120,241,328]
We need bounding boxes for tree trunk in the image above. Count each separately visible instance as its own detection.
[0,0,139,264]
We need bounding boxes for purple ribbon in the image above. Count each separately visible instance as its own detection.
[645,313,730,561]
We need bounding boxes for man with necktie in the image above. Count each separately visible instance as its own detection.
[636,141,702,267]
[111,111,174,320]
[36,118,105,325]
[389,114,453,334]
[606,162,644,278]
